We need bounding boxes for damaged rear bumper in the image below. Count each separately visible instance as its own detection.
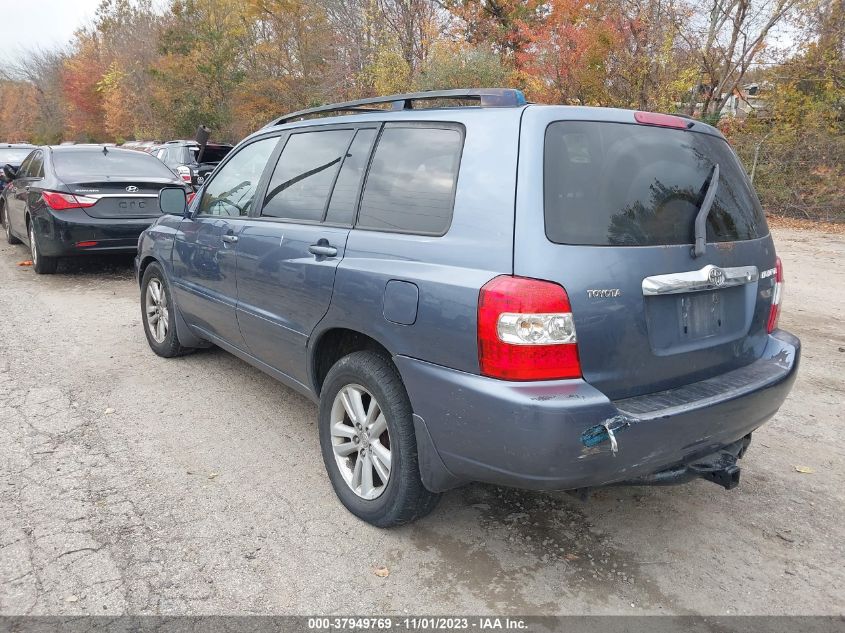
[395,330,800,493]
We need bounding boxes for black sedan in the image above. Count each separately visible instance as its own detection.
[1,145,190,274]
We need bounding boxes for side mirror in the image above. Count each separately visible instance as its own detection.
[159,186,188,217]
[2,164,18,181]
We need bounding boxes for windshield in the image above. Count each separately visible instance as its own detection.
[0,148,34,165]
[53,149,178,180]
[544,121,768,246]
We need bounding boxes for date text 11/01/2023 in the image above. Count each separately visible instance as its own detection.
[307,617,528,630]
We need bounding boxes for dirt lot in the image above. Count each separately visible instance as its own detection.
[0,227,843,616]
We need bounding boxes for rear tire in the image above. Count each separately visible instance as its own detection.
[141,262,190,357]
[319,351,441,527]
[29,222,58,274]
[3,206,21,245]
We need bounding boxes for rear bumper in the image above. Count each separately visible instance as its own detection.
[33,209,155,256]
[396,330,800,492]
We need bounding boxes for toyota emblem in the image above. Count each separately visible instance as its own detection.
[709,267,726,287]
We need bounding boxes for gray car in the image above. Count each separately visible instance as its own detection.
[135,89,799,527]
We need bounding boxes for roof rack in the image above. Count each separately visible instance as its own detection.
[264,88,527,127]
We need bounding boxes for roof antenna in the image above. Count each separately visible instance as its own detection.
[102,145,109,154]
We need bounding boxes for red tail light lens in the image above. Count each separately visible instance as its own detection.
[478,275,581,381]
[634,111,689,129]
[767,257,784,333]
[186,192,196,205]
[41,191,97,211]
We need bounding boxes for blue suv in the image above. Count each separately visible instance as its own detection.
[136,89,800,527]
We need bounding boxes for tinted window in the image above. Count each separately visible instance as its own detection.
[16,153,34,178]
[27,151,44,178]
[325,128,377,225]
[53,149,178,180]
[357,125,462,235]
[0,148,34,165]
[544,121,768,246]
[190,145,232,164]
[198,137,278,217]
[262,130,354,221]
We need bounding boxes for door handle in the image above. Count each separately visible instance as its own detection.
[221,234,238,243]
[308,243,337,257]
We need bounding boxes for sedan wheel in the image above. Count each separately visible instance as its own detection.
[28,222,58,274]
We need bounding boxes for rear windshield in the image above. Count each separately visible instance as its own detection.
[544,121,768,246]
[0,148,34,164]
[53,149,177,180]
[189,145,231,164]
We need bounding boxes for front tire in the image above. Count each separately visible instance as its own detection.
[319,351,440,527]
[141,262,190,357]
[3,206,21,245]
[29,222,58,274]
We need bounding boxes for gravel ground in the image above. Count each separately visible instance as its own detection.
[0,227,842,615]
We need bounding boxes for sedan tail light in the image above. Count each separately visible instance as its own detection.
[478,275,581,381]
[767,256,784,333]
[41,191,97,211]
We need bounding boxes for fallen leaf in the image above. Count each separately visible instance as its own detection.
[104,408,115,415]
[373,566,390,578]
[208,472,219,479]
[794,466,814,474]
[64,595,78,603]
[17,260,32,267]
[564,553,580,561]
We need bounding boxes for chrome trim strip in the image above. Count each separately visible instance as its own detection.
[86,194,159,199]
[642,265,758,296]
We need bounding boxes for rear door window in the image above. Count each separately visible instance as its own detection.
[544,121,768,246]
[27,151,44,178]
[261,129,355,222]
[357,124,463,235]
[325,128,377,225]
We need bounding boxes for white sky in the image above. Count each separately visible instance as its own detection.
[0,0,105,61]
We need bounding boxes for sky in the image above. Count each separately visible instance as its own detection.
[0,0,105,61]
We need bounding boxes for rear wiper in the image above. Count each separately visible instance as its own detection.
[691,163,719,258]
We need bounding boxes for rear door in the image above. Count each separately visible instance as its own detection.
[515,107,777,400]
[235,125,376,385]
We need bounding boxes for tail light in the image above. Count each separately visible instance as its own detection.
[478,275,581,381]
[41,191,97,211]
[186,192,196,205]
[177,166,192,183]
[767,256,784,333]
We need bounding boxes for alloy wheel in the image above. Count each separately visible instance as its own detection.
[330,384,392,500]
[145,278,169,343]
[29,224,37,266]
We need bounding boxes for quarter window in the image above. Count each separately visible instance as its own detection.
[198,137,278,217]
[357,125,463,235]
[261,129,354,221]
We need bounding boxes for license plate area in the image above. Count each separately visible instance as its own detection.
[644,286,749,355]
[679,291,724,340]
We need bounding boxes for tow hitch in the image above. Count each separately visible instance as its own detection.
[616,435,752,491]
[688,450,742,490]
